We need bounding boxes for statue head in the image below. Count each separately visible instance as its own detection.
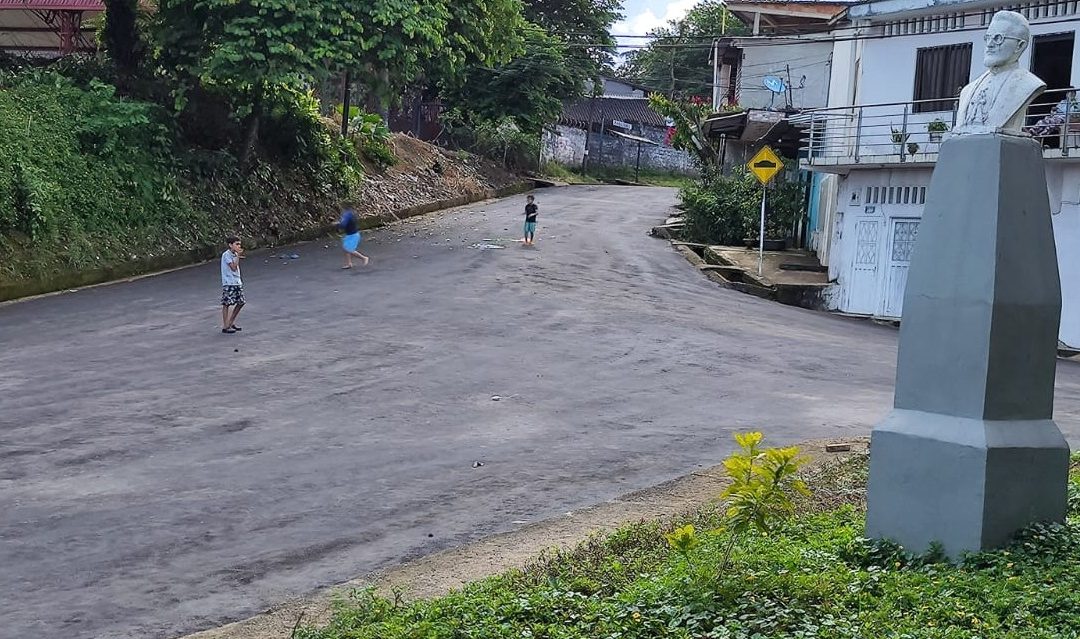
[983,11,1030,69]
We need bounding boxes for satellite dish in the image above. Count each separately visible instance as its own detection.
[763,76,787,93]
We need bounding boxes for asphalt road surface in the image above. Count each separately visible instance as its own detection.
[4,185,1080,639]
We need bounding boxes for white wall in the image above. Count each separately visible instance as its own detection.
[828,30,864,109]
[828,163,1080,347]
[858,17,1080,106]
[736,40,834,110]
[541,125,587,168]
[1050,163,1080,347]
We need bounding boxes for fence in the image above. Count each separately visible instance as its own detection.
[797,87,1080,166]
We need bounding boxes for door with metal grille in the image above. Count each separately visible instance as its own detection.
[846,219,882,314]
[882,218,920,318]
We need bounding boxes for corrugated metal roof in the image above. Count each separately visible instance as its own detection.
[0,0,103,9]
[560,96,668,129]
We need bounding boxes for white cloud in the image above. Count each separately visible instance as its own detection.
[613,0,699,37]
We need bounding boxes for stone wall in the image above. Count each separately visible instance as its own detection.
[542,125,587,168]
[542,124,696,175]
[589,126,696,175]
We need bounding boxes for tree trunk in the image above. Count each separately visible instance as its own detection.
[240,90,262,171]
[102,0,142,86]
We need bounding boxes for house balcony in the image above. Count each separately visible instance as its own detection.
[796,88,1080,173]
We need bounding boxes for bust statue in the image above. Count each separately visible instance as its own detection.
[954,11,1045,135]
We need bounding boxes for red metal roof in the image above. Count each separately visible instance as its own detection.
[0,0,103,9]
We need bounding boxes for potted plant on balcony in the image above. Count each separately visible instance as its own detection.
[891,127,910,155]
[907,142,920,156]
[927,119,948,142]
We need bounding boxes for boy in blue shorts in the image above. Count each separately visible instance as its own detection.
[338,205,369,269]
[523,195,538,246]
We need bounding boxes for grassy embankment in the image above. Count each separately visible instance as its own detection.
[299,448,1080,639]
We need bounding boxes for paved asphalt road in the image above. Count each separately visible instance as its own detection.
[4,185,1080,639]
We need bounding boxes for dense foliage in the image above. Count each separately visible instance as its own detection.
[524,0,623,79]
[442,28,586,133]
[434,0,622,165]
[680,166,806,245]
[298,454,1080,639]
[0,70,358,282]
[0,71,199,278]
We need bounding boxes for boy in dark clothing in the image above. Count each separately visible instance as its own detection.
[523,195,538,246]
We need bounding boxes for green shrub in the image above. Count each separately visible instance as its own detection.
[262,87,335,166]
[679,166,805,245]
[679,166,758,245]
[440,111,538,171]
[0,70,362,282]
[348,112,395,168]
[0,71,204,277]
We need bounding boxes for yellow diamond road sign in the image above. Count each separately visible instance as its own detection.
[748,146,783,185]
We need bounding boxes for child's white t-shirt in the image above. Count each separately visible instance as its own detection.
[221,250,242,286]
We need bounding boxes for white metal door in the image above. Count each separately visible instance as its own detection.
[882,218,920,318]
[846,219,882,314]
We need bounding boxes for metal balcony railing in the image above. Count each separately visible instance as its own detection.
[797,88,1080,167]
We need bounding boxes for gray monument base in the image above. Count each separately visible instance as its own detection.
[866,409,1069,558]
[866,133,1070,559]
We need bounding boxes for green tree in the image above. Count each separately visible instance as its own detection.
[157,0,366,163]
[620,0,746,100]
[649,92,716,166]
[353,0,524,107]
[524,0,623,77]
[442,28,585,132]
[155,0,522,159]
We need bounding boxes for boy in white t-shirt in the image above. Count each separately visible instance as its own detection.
[220,236,245,334]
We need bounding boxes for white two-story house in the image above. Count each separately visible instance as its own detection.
[801,0,1080,348]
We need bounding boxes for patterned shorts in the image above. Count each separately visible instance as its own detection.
[221,285,245,307]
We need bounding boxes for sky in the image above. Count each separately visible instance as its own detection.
[613,0,698,38]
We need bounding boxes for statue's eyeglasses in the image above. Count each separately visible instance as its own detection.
[983,32,1025,46]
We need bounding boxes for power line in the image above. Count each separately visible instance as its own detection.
[585,13,1080,50]
[740,56,831,70]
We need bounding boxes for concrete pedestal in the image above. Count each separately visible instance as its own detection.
[865,133,1070,558]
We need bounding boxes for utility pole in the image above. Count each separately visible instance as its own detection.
[340,71,352,136]
[712,39,721,110]
[785,64,794,110]
[669,46,676,98]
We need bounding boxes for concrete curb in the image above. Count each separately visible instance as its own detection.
[667,239,830,311]
[180,437,868,639]
[0,181,533,306]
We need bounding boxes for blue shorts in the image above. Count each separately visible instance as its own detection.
[524,221,537,235]
[343,232,361,252]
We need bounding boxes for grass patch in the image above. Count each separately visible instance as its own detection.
[541,163,692,188]
[299,450,1080,639]
[540,162,600,185]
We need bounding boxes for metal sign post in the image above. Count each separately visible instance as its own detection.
[747,145,784,277]
[758,187,767,275]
